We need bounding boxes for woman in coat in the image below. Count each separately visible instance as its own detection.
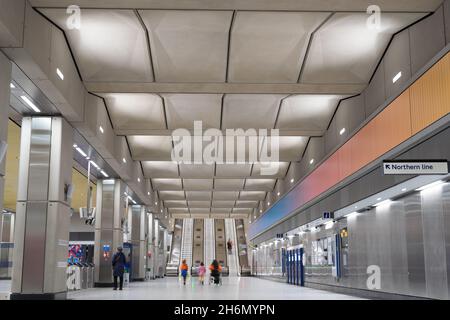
[112,247,127,290]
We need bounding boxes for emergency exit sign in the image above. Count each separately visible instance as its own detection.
[383,160,449,175]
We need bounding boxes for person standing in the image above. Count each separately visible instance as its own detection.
[227,239,233,253]
[112,247,126,290]
[180,259,189,285]
[198,262,206,285]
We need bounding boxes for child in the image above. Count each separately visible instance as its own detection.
[180,259,189,285]
[198,262,206,285]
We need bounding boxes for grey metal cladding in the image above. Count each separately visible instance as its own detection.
[410,6,446,75]
[384,29,412,99]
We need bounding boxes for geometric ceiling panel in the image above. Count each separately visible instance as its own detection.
[301,12,426,84]
[164,200,188,208]
[245,179,276,191]
[277,136,309,161]
[139,10,233,82]
[152,178,183,190]
[40,9,154,82]
[222,94,286,129]
[179,163,215,178]
[185,191,212,201]
[277,95,348,133]
[142,161,179,178]
[164,94,223,129]
[232,208,253,214]
[239,191,267,201]
[213,191,240,201]
[229,11,330,83]
[235,200,259,208]
[183,179,213,191]
[215,163,253,178]
[212,201,236,208]
[169,208,190,214]
[127,136,173,160]
[251,162,290,178]
[190,208,211,214]
[188,201,211,208]
[158,191,186,200]
[102,93,165,131]
[214,179,245,191]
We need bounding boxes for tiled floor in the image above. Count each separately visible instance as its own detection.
[1,277,364,300]
[68,277,364,300]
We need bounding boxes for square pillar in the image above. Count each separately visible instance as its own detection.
[11,117,73,300]
[130,205,146,281]
[94,179,125,287]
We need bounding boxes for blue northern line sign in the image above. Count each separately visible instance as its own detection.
[383,160,449,175]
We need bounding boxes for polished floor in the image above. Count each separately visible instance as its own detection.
[67,277,363,300]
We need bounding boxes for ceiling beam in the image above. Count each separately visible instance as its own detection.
[30,0,441,12]
[86,82,366,95]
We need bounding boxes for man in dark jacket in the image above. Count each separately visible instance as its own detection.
[112,247,126,290]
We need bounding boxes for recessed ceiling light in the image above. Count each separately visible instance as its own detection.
[20,96,41,113]
[267,202,270,206]
[137,178,141,183]
[259,210,262,213]
[340,128,346,135]
[401,188,407,192]
[290,179,294,183]
[122,158,127,164]
[392,71,402,83]
[99,126,104,134]
[310,159,315,165]
[100,170,109,178]
[148,192,150,196]
[10,83,15,89]
[376,197,382,201]
[374,199,393,207]
[277,192,281,196]
[56,68,64,80]
[155,202,158,205]
[89,161,100,170]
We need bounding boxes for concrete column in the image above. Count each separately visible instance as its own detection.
[94,179,126,287]
[130,205,146,281]
[146,213,156,279]
[11,117,73,300]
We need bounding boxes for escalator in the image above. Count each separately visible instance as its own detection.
[225,218,239,277]
[204,218,215,267]
[166,219,183,277]
[214,219,228,276]
[180,218,193,270]
[235,219,251,276]
[191,219,204,276]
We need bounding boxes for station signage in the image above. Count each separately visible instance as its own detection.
[383,160,449,175]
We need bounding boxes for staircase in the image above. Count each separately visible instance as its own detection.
[180,218,193,269]
[225,218,240,277]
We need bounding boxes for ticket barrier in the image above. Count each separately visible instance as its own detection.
[286,248,304,286]
[66,263,95,290]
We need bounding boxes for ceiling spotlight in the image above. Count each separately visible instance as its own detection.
[10,83,15,89]
[290,179,294,183]
[56,68,64,80]
[75,147,87,158]
[99,126,104,134]
[376,197,382,201]
[122,158,127,164]
[277,192,281,196]
[138,178,141,183]
[267,202,270,206]
[20,96,41,113]
[310,159,315,165]
[340,128,346,136]
[148,192,150,196]
[401,188,407,192]
[259,210,262,213]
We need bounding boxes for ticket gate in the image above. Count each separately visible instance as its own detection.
[286,248,304,286]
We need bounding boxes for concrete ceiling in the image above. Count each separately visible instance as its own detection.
[33,4,434,219]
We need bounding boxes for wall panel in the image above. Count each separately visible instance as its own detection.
[410,53,450,134]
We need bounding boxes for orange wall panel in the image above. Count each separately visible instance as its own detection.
[372,89,412,157]
[410,53,450,134]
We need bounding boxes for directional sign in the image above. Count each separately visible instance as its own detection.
[383,160,449,175]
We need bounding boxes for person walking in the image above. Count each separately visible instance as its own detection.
[198,262,206,285]
[209,259,222,285]
[180,259,189,285]
[112,247,126,290]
